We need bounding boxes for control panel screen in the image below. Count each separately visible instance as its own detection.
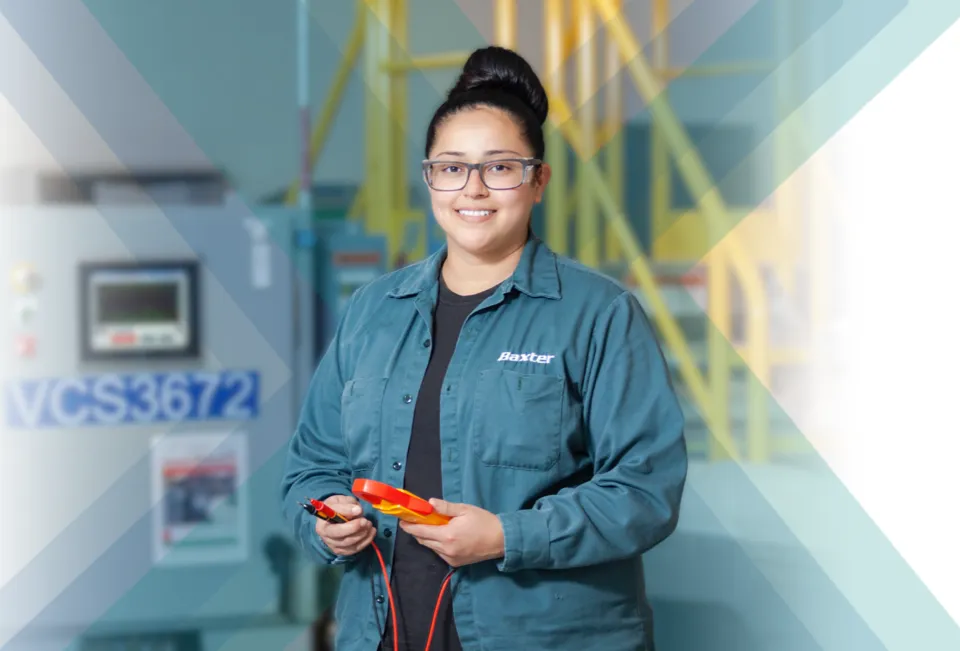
[98,282,179,323]
[80,261,199,359]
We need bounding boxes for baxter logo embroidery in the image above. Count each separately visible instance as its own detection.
[497,351,555,364]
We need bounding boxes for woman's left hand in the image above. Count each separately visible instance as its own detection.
[399,499,505,568]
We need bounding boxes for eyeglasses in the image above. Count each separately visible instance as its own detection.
[421,158,542,191]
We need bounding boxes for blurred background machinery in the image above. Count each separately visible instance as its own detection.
[0,1,832,650]
[0,176,385,651]
[281,0,821,467]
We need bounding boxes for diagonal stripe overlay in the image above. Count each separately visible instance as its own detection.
[310,3,960,649]
[0,2,957,651]
[251,4,960,649]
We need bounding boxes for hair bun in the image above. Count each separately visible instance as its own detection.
[448,46,549,125]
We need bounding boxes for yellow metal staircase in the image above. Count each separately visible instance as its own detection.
[290,0,816,464]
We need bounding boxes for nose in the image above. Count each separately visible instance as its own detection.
[462,167,488,198]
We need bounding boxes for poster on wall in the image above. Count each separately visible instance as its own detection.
[150,431,248,566]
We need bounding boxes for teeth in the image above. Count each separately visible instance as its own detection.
[458,210,492,217]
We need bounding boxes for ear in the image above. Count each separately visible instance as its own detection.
[533,163,552,204]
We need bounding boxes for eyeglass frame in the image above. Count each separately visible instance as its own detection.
[420,157,544,191]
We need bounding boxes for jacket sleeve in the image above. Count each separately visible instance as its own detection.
[496,290,688,571]
[280,292,360,566]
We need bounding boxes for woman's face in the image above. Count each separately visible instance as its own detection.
[425,106,550,260]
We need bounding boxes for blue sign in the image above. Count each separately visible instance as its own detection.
[4,370,260,429]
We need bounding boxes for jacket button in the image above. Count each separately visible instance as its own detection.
[392,461,403,471]
[384,529,393,538]
[376,594,385,604]
[402,394,413,404]
[422,339,430,348]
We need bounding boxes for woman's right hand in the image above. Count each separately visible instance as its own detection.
[315,494,376,556]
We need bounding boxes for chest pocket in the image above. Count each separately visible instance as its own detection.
[340,377,386,471]
[471,368,564,471]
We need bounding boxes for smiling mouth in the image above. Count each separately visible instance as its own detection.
[457,209,496,218]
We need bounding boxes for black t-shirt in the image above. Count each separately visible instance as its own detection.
[381,275,497,651]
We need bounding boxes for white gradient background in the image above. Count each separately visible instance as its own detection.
[804,15,960,628]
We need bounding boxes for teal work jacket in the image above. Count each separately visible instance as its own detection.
[281,235,687,651]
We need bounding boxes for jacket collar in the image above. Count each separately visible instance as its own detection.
[387,233,561,300]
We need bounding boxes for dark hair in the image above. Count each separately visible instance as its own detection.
[424,46,549,160]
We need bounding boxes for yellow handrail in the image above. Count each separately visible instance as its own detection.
[592,0,771,461]
[548,93,737,458]
[648,0,730,461]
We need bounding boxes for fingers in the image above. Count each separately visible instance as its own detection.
[316,515,375,556]
[316,514,371,542]
[414,536,444,555]
[323,522,376,556]
[412,537,459,568]
[322,495,363,519]
[399,522,446,542]
[331,522,373,549]
[428,498,468,517]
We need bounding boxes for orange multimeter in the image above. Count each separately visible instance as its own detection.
[352,479,451,525]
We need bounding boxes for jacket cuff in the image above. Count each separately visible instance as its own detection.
[496,509,550,572]
[308,528,351,566]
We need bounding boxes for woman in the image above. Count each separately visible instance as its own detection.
[282,46,687,651]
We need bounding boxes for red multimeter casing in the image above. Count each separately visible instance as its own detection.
[352,479,451,525]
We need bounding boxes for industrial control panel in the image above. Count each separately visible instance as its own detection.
[0,203,385,651]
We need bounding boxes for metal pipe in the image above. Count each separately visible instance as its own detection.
[381,51,470,72]
[707,248,731,461]
[651,0,669,68]
[391,0,409,263]
[544,0,568,254]
[773,0,799,294]
[563,21,578,60]
[603,0,623,263]
[364,0,393,257]
[650,0,669,259]
[747,360,769,462]
[494,0,517,49]
[576,0,599,267]
[297,0,311,210]
[660,62,777,79]
[285,9,364,206]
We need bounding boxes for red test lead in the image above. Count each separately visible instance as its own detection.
[299,493,454,651]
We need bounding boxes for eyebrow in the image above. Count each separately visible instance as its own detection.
[433,149,525,158]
